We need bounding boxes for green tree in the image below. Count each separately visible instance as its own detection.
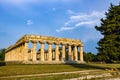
[0,48,6,61]
[84,52,97,62]
[95,4,120,63]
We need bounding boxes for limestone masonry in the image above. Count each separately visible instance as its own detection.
[5,34,84,64]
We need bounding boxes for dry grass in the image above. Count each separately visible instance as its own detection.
[0,63,120,77]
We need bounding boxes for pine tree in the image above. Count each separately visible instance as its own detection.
[95,4,120,63]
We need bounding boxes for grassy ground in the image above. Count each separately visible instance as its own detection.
[0,64,85,77]
[0,63,120,79]
[1,70,120,80]
[0,72,106,80]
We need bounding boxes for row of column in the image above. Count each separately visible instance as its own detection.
[24,41,84,62]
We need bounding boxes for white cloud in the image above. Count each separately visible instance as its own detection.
[56,26,74,32]
[27,20,33,25]
[67,10,75,14]
[75,20,98,27]
[56,10,105,32]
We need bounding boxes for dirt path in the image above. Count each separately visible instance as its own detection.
[0,70,101,79]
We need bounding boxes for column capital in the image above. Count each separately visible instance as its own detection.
[73,43,78,46]
[68,44,72,46]
[78,43,83,47]
[31,40,37,44]
[61,42,66,45]
[39,41,45,44]
[47,41,53,45]
[54,42,59,45]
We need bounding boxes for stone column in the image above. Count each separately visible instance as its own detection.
[52,51,55,60]
[80,46,84,62]
[74,45,78,61]
[68,44,72,61]
[14,48,16,61]
[55,42,59,61]
[71,48,74,61]
[23,42,29,61]
[62,43,65,61]
[48,42,52,61]
[17,47,19,61]
[44,51,47,61]
[32,41,37,61]
[40,41,45,61]
[21,44,24,61]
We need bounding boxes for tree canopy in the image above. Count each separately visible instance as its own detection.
[0,48,6,61]
[83,52,97,62]
[95,4,120,63]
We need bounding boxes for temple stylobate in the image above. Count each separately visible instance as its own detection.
[5,34,84,64]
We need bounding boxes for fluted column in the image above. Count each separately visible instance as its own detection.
[23,42,29,61]
[21,45,24,61]
[17,47,19,61]
[55,42,59,61]
[32,41,37,61]
[21,44,24,60]
[14,48,17,61]
[80,46,83,62]
[74,45,78,61]
[71,50,74,61]
[68,44,72,61]
[48,42,52,61]
[40,41,45,61]
[62,43,65,61]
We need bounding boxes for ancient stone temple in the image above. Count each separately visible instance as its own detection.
[5,34,84,64]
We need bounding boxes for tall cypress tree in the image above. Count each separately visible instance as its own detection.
[95,4,120,63]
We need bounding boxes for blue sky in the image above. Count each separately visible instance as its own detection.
[0,0,119,53]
